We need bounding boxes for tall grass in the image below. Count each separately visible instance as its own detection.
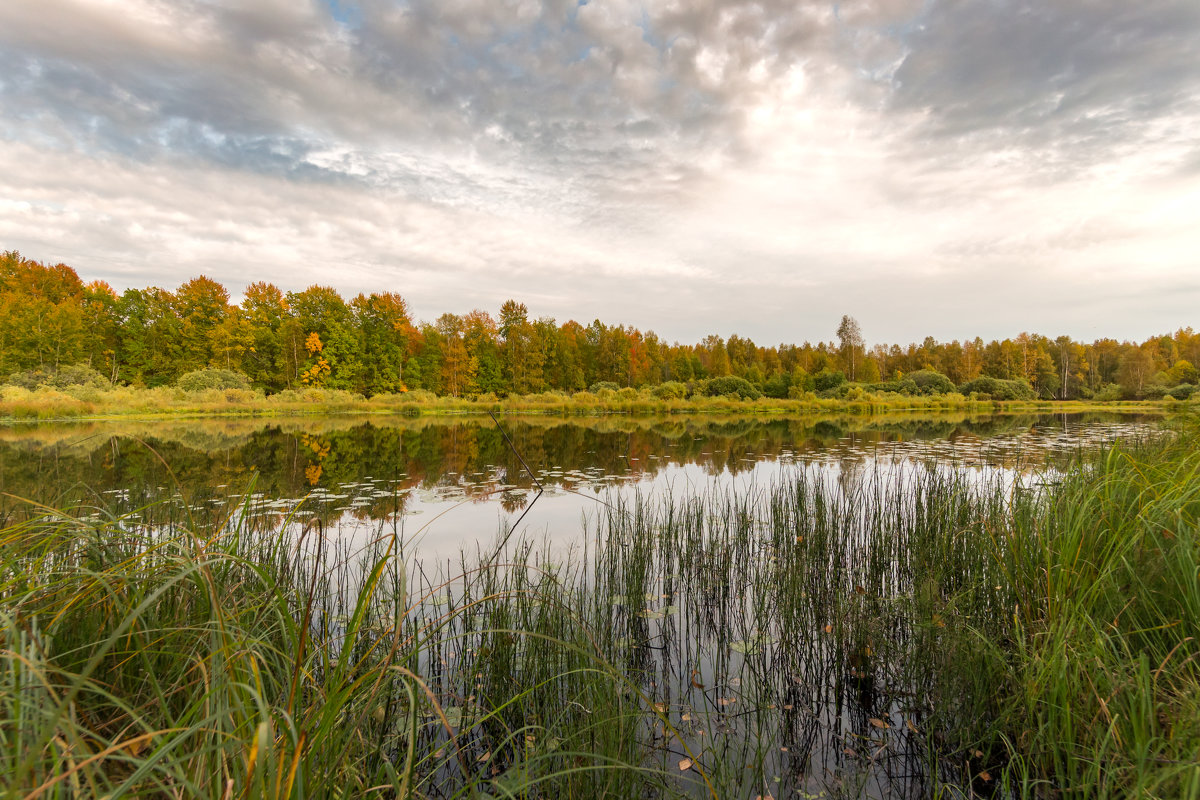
[0,381,1179,421]
[2,421,1198,797]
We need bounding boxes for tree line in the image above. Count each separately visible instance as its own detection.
[2,250,1197,401]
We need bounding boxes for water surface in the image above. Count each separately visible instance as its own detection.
[0,411,1161,558]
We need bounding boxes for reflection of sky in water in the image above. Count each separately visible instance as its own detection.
[305,418,1160,561]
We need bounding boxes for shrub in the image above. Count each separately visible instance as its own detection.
[761,374,791,399]
[1167,383,1196,401]
[957,376,1036,401]
[867,378,919,395]
[907,370,956,395]
[617,387,639,401]
[699,376,762,400]
[176,368,251,393]
[396,389,438,404]
[811,370,845,393]
[589,381,620,393]
[652,381,688,400]
[5,363,108,390]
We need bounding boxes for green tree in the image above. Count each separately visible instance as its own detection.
[836,315,865,381]
[174,276,230,371]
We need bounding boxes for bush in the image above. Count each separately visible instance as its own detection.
[176,368,251,393]
[652,381,688,400]
[811,370,845,393]
[699,376,762,400]
[5,363,108,390]
[396,389,438,404]
[761,374,791,399]
[957,376,1036,401]
[907,370,956,395]
[588,381,620,394]
[1167,383,1196,401]
[867,378,919,395]
[1092,383,1124,402]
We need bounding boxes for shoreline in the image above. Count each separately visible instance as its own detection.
[0,385,1180,424]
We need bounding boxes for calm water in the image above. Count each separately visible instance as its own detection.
[0,411,1162,559]
[1,410,1167,797]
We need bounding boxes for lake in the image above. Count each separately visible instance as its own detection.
[0,410,1171,797]
[0,410,1162,558]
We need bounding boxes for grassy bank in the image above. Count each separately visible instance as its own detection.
[2,419,1198,797]
[0,382,1178,422]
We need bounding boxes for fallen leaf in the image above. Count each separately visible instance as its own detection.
[477,751,491,763]
[678,758,693,771]
[717,697,737,707]
[980,770,993,782]
[868,717,890,730]
[653,702,667,714]
[905,718,919,734]
[844,747,858,757]
[690,670,705,689]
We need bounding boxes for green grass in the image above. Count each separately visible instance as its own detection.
[2,417,1198,797]
[0,382,1179,422]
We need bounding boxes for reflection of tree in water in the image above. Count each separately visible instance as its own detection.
[500,490,529,514]
[299,433,331,486]
[0,413,1164,520]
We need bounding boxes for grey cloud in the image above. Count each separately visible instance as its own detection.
[890,1,1200,163]
[2,0,1198,346]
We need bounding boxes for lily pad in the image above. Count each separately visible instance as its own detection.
[731,633,776,655]
[638,604,679,620]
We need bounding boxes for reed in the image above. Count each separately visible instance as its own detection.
[0,382,1178,422]
[2,419,1197,797]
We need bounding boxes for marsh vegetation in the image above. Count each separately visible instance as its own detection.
[2,414,1197,798]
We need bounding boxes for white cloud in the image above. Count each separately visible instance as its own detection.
[1,0,1197,344]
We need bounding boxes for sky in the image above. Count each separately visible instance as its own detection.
[1,0,1198,346]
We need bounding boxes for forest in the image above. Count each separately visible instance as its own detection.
[2,250,1197,402]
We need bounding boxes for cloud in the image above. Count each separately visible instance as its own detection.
[0,0,1197,344]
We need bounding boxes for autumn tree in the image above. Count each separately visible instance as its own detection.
[353,292,414,394]
[242,282,288,390]
[836,316,865,381]
[175,276,230,371]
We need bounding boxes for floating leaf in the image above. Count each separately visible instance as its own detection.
[905,718,919,734]
[717,697,737,707]
[441,705,478,728]
[638,605,679,620]
[868,717,889,730]
[731,632,775,655]
[678,758,694,771]
[823,624,834,634]
[980,770,993,782]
